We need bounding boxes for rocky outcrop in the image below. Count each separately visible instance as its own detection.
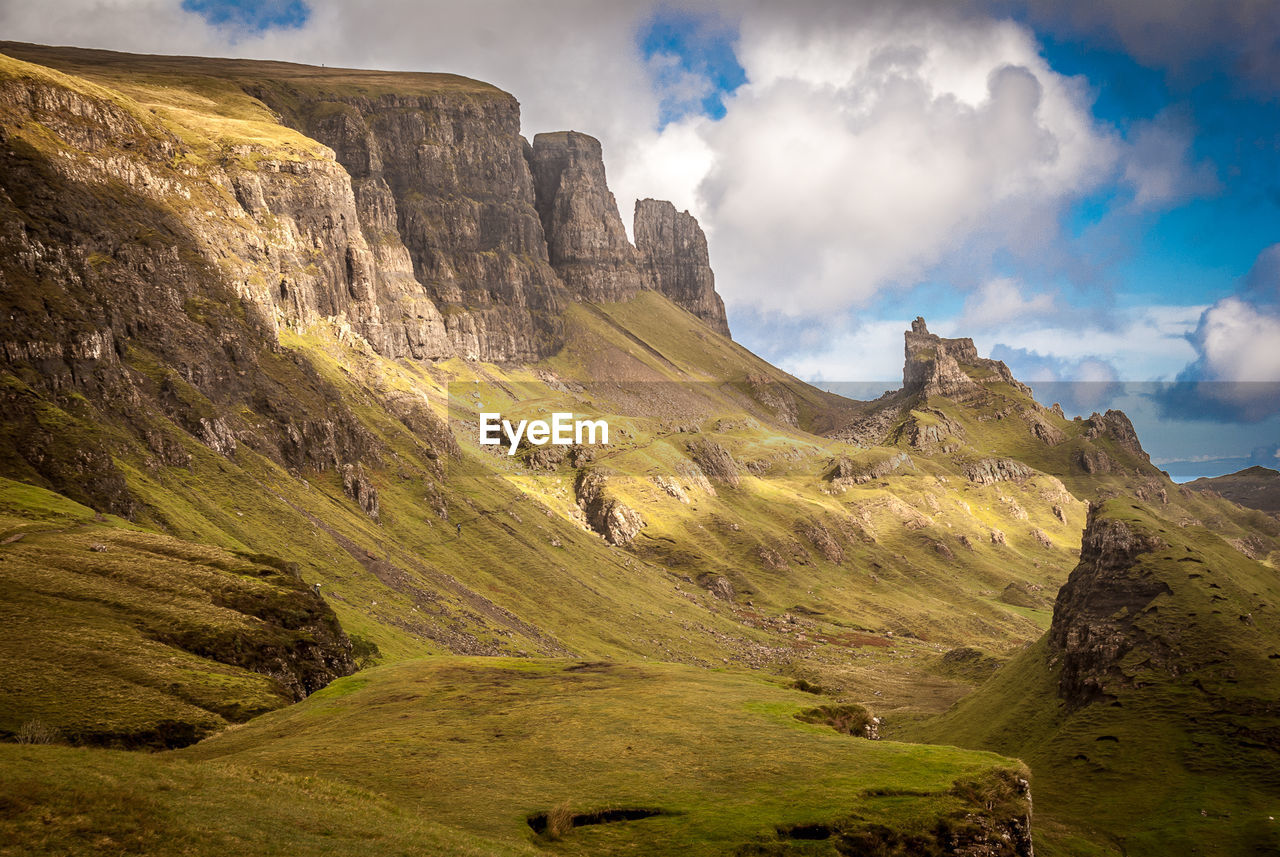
[897,408,964,452]
[903,317,1030,398]
[252,85,566,363]
[341,462,380,521]
[832,770,1033,856]
[1048,504,1172,708]
[1024,410,1066,445]
[687,438,740,488]
[528,131,645,303]
[964,458,1033,485]
[1084,409,1149,462]
[827,452,913,489]
[575,467,645,545]
[634,198,730,335]
[1072,445,1113,474]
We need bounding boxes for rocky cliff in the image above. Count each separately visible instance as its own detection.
[634,198,730,335]
[529,131,646,304]
[0,44,734,514]
[252,82,566,362]
[904,317,1029,397]
[1048,503,1172,708]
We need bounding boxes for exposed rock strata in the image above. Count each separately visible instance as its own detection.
[528,131,646,303]
[634,198,729,335]
[1048,504,1171,708]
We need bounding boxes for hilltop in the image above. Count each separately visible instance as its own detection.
[1188,465,1280,515]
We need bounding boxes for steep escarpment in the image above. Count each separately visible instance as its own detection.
[254,83,566,362]
[528,130,647,303]
[634,198,729,335]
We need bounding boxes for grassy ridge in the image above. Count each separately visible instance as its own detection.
[909,501,1280,856]
[0,478,351,748]
[181,656,1028,856]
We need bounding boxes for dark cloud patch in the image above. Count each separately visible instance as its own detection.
[1015,0,1280,96]
[1155,378,1280,424]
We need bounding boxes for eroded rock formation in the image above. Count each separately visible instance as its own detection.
[904,317,1030,398]
[529,131,646,303]
[634,198,729,335]
[1048,504,1171,708]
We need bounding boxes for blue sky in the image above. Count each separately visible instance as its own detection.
[11,0,1278,478]
[622,3,1280,478]
[182,0,308,32]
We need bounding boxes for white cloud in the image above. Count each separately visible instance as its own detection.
[685,7,1118,316]
[774,318,910,383]
[1193,297,1280,382]
[959,277,1057,328]
[978,303,1203,381]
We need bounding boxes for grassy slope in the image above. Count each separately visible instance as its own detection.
[0,743,535,857]
[909,500,1280,856]
[179,657,1026,856]
[0,478,350,747]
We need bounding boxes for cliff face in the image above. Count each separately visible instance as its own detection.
[634,198,729,335]
[254,85,566,362]
[1048,504,1172,708]
[0,46,734,512]
[528,131,646,303]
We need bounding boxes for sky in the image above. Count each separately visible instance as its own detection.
[1,0,1277,479]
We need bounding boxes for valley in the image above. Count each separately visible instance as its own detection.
[0,42,1277,856]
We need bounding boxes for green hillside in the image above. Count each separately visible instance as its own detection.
[0,42,1277,857]
[909,500,1280,855]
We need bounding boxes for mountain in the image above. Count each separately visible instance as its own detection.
[0,42,1277,857]
[1187,465,1280,515]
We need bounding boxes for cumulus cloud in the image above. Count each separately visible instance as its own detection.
[1158,242,1280,421]
[972,303,1202,381]
[684,5,1117,316]
[958,277,1056,329]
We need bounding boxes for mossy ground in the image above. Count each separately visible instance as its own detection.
[176,657,1024,856]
